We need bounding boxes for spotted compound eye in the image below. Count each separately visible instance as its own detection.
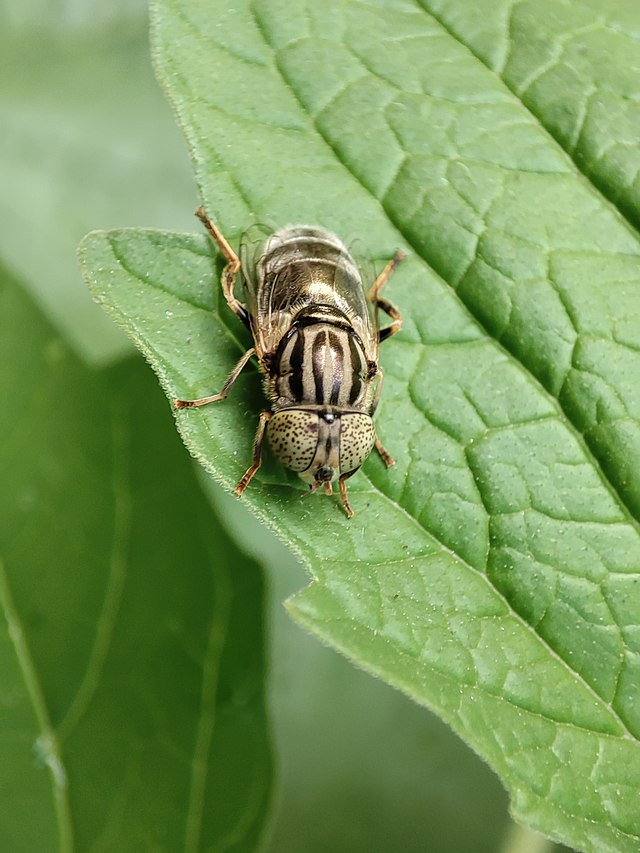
[268,409,319,472]
[339,413,375,474]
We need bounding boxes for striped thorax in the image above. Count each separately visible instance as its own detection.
[175,210,404,518]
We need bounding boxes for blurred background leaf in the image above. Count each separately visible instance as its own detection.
[0,264,272,850]
[0,0,195,362]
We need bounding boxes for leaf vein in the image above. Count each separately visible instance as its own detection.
[415,0,640,235]
[57,399,132,743]
[0,560,74,849]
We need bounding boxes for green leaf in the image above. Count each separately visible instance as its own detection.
[81,0,640,850]
[0,264,272,851]
[205,480,518,853]
[422,0,640,230]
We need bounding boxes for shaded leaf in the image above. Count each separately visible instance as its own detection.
[0,264,272,851]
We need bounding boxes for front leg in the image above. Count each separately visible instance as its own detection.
[374,435,395,469]
[369,369,395,468]
[234,410,272,495]
[339,474,355,519]
[196,207,250,328]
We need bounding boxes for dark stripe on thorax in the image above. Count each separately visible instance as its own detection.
[288,330,304,401]
[328,330,344,405]
[311,329,327,403]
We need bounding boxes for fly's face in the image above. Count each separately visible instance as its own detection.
[267,407,376,511]
[175,209,404,518]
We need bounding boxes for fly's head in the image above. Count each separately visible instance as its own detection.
[267,407,375,492]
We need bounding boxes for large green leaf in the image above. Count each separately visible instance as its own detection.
[0,265,272,851]
[81,0,640,850]
[422,0,640,230]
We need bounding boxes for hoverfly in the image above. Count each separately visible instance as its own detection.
[175,208,404,518]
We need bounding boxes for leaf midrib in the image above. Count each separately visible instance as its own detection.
[56,399,132,744]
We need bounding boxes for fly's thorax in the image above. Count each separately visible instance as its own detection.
[267,407,376,484]
[270,310,374,410]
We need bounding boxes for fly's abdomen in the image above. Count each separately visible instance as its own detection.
[261,227,360,284]
[257,227,367,320]
[274,321,369,409]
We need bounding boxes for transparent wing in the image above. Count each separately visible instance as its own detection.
[240,223,311,353]
[340,236,378,361]
[239,223,273,320]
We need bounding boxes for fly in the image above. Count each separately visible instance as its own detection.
[175,208,404,518]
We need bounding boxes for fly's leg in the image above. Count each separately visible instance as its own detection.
[304,480,333,499]
[374,436,395,468]
[368,249,405,343]
[234,411,272,495]
[175,347,255,408]
[368,369,396,468]
[195,207,250,326]
[368,251,403,459]
[338,475,355,519]
[369,366,384,416]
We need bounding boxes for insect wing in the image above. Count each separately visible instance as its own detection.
[239,225,380,360]
[239,223,272,320]
[239,223,289,354]
[241,225,318,353]
[335,237,378,361]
